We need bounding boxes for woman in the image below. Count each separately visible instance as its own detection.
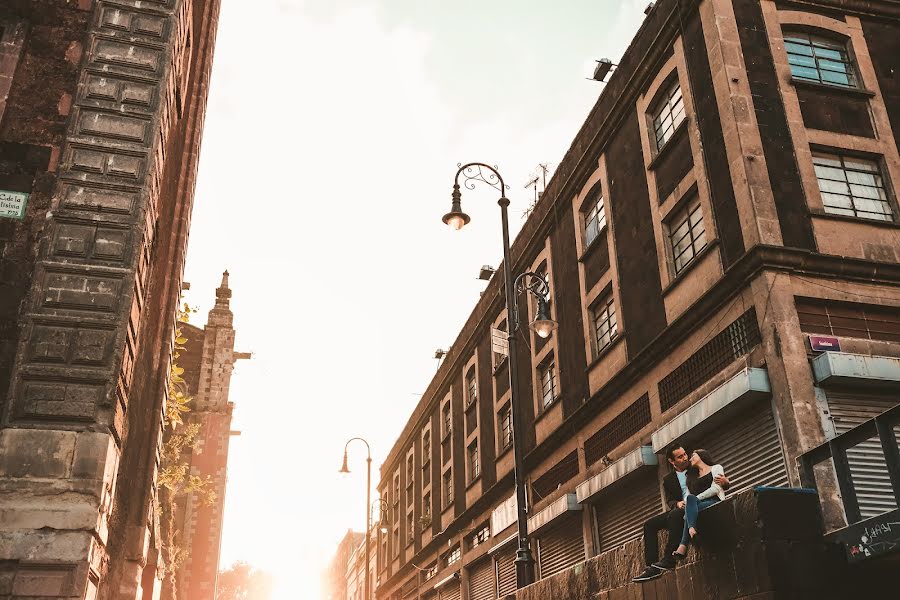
[673,449,726,559]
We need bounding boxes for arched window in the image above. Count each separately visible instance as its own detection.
[784,32,857,88]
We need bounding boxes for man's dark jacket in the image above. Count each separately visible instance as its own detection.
[662,471,683,510]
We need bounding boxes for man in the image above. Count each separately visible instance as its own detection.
[632,442,728,582]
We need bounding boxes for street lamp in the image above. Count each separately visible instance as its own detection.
[441,162,557,589]
[340,437,374,600]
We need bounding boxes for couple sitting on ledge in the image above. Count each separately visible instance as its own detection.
[633,442,729,582]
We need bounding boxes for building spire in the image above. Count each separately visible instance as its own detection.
[214,270,232,309]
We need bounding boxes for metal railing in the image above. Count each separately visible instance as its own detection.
[799,403,900,525]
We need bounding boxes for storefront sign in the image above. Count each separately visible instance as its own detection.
[809,335,841,353]
[0,190,29,220]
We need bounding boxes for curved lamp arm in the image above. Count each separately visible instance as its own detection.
[513,271,557,339]
[340,437,371,473]
[443,163,509,230]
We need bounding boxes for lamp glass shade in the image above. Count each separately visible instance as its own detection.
[339,452,350,474]
[531,318,557,339]
[380,525,389,534]
[442,211,470,231]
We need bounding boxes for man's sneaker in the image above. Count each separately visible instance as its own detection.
[652,556,676,571]
[632,565,663,583]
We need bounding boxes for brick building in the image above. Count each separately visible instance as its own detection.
[374,1,900,599]
[0,1,221,598]
[323,530,365,600]
[165,273,247,600]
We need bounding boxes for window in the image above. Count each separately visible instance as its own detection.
[406,513,415,544]
[583,192,607,247]
[492,319,509,368]
[668,194,707,273]
[784,32,857,88]
[499,405,513,450]
[422,430,431,471]
[591,293,618,353]
[422,491,431,522]
[446,546,461,566]
[465,369,477,407]
[538,358,558,409]
[406,455,414,488]
[392,474,400,523]
[443,470,453,506]
[442,403,452,437]
[424,563,438,580]
[470,524,490,549]
[392,528,400,557]
[651,78,686,150]
[468,441,480,481]
[813,152,893,221]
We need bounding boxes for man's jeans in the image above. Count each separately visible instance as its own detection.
[679,495,720,546]
[642,507,684,565]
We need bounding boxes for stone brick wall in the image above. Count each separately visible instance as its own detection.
[510,488,891,600]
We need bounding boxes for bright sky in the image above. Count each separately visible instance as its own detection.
[181,1,647,598]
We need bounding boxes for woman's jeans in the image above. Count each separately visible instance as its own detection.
[680,494,720,546]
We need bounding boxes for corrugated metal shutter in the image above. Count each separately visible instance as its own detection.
[468,558,495,600]
[593,470,661,553]
[826,392,900,520]
[536,513,585,579]
[703,400,788,495]
[438,584,460,600]
[495,547,517,598]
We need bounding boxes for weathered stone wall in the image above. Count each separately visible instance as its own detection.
[0,1,222,598]
[511,488,891,600]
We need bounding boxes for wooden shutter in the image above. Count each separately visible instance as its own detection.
[536,513,585,579]
[468,558,495,600]
[438,584,460,600]
[593,470,661,553]
[703,399,789,496]
[825,392,900,519]
[495,546,517,597]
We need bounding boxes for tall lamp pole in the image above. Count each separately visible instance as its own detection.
[442,163,556,589]
[340,437,373,600]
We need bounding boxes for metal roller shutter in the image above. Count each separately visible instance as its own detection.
[468,557,495,600]
[438,584,460,600]
[495,546,517,598]
[826,392,900,520]
[536,513,585,579]
[593,470,661,553]
[703,400,788,495]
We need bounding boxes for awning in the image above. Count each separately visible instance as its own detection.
[526,493,580,534]
[575,446,657,503]
[812,352,900,387]
[651,367,770,452]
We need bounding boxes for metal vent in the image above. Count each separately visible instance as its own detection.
[796,297,900,343]
[584,394,651,466]
[532,451,580,500]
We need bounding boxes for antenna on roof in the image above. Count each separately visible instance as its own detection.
[522,163,552,220]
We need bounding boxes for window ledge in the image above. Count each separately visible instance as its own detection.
[810,209,900,229]
[789,77,875,98]
[534,397,561,425]
[585,332,625,372]
[466,474,482,490]
[496,443,513,459]
[578,226,608,262]
[661,239,720,297]
[647,119,689,171]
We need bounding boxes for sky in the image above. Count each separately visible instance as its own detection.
[180,1,648,597]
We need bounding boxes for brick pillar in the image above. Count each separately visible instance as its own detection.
[0,1,190,596]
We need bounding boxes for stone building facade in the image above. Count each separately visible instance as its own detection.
[323,530,365,600]
[0,1,221,598]
[165,273,247,600]
[374,1,900,599]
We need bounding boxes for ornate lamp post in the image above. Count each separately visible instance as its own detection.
[441,163,557,589]
[340,437,373,600]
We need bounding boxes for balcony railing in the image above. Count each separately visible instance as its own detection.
[799,402,900,525]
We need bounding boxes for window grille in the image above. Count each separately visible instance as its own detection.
[796,297,900,343]
[446,546,461,565]
[466,369,477,407]
[470,524,490,548]
[442,404,452,437]
[539,358,557,409]
[532,450,579,500]
[813,152,893,221]
[668,194,707,273]
[652,78,686,150]
[499,405,513,450]
[658,308,761,412]
[468,441,480,481]
[583,193,607,247]
[584,394,652,466]
[443,470,453,506]
[591,293,618,353]
[407,455,414,488]
[785,32,857,87]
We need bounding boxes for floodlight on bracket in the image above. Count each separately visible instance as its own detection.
[587,58,617,82]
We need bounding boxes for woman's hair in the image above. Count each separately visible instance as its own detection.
[686,448,716,493]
